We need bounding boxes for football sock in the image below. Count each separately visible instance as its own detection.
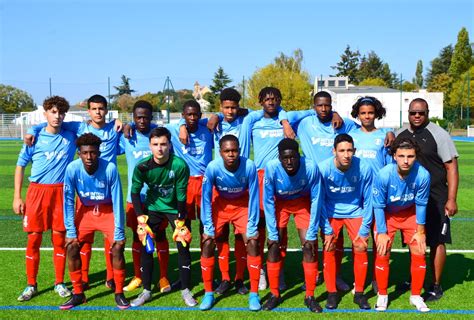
[267,261,281,297]
[303,261,318,297]
[323,249,337,293]
[247,255,262,293]
[201,256,215,292]
[411,253,426,296]
[80,242,91,283]
[353,250,368,292]
[113,268,126,294]
[26,232,42,286]
[104,238,113,281]
[51,231,66,285]
[216,240,230,281]
[374,254,390,295]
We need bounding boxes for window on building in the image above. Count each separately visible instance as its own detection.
[328,80,335,87]
[338,80,346,87]
[318,80,324,87]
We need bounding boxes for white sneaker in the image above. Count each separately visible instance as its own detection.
[131,289,152,307]
[258,269,267,291]
[375,294,388,311]
[54,283,72,298]
[181,288,197,307]
[410,295,430,312]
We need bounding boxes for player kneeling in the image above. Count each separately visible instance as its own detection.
[262,139,324,312]
[373,137,430,312]
[199,135,262,311]
[61,133,129,310]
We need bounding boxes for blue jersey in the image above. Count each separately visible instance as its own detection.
[372,162,430,233]
[201,156,259,238]
[239,109,310,169]
[351,128,392,173]
[16,128,76,184]
[213,115,245,159]
[119,130,152,203]
[319,156,373,237]
[297,116,358,164]
[166,122,213,176]
[63,158,125,241]
[29,120,121,163]
[263,157,323,241]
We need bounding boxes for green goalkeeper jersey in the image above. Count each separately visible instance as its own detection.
[131,154,190,214]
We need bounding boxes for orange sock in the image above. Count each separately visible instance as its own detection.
[266,261,281,297]
[410,254,426,295]
[26,233,42,286]
[234,236,246,281]
[303,261,318,297]
[80,242,92,283]
[113,268,126,293]
[156,240,169,279]
[104,238,113,281]
[51,232,66,284]
[217,241,230,281]
[132,241,142,278]
[323,250,337,293]
[247,255,262,293]
[201,256,215,292]
[353,251,368,292]
[70,269,83,294]
[374,254,390,295]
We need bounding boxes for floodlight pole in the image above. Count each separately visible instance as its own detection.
[163,76,175,123]
[399,73,403,128]
[242,76,246,107]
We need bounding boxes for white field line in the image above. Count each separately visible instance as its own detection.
[1,247,474,253]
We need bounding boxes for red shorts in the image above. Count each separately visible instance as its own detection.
[23,182,65,232]
[76,203,116,243]
[186,176,203,220]
[275,197,310,230]
[328,217,363,244]
[376,206,417,245]
[126,202,168,232]
[213,194,249,237]
[258,169,265,214]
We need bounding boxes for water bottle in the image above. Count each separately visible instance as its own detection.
[441,214,450,236]
[145,234,154,253]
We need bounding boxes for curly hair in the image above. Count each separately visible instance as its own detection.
[220,88,241,102]
[258,87,282,103]
[76,133,102,149]
[43,96,70,113]
[350,96,386,120]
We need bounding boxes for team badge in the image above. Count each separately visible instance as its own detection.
[169,170,175,179]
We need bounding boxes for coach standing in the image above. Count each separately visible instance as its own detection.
[397,98,459,301]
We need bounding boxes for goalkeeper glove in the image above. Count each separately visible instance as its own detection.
[173,219,192,247]
[137,215,154,247]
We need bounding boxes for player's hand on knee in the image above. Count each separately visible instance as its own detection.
[353,234,368,251]
[410,231,426,254]
[12,197,25,215]
[324,234,336,252]
[376,233,390,256]
[65,237,79,249]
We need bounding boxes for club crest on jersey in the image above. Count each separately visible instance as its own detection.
[351,176,358,183]
[375,138,382,146]
[263,177,269,185]
[169,170,175,179]
[62,138,70,145]
[372,188,379,196]
[410,182,416,190]
[240,177,247,184]
[98,181,106,188]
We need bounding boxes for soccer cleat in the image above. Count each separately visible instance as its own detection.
[235,279,249,295]
[54,283,72,298]
[353,292,371,310]
[258,268,267,291]
[325,292,339,309]
[215,280,232,295]
[371,280,379,294]
[199,292,215,311]
[262,293,280,311]
[124,277,142,292]
[115,293,130,309]
[59,293,86,310]
[131,289,152,307]
[279,270,287,292]
[181,288,198,307]
[17,285,37,302]
[105,279,116,292]
[159,277,171,293]
[424,284,444,302]
[410,295,430,312]
[248,292,261,311]
[336,275,351,292]
[375,294,388,312]
[304,296,323,313]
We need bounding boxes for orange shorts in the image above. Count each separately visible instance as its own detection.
[186,175,203,220]
[328,217,364,244]
[376,206,417,245]
[23,182,65,232]
[75,203,116,243]
[213,194,249,237]
[275,196,310,230]
[126,202,168,232]
[258,169,265,214]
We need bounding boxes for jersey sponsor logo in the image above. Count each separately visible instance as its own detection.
[259,129,283,139]
[182,145,205,156]
[157,186,174,197]
[132,150,152,159]
[389,193,414,202]
[277,187,304,196]
[44,150,68,161]
[311,137,333,147]
[356,149,377,159]
[217,185,244,193]
[329,185,355,193]
[79,191,105,201]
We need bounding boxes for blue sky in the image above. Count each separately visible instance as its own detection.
[0,0,472,105]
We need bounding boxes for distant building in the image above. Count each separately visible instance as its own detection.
[192,81,211,111]
[313,76,443,128]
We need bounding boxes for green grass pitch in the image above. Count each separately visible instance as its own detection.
[0,139,473,319]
